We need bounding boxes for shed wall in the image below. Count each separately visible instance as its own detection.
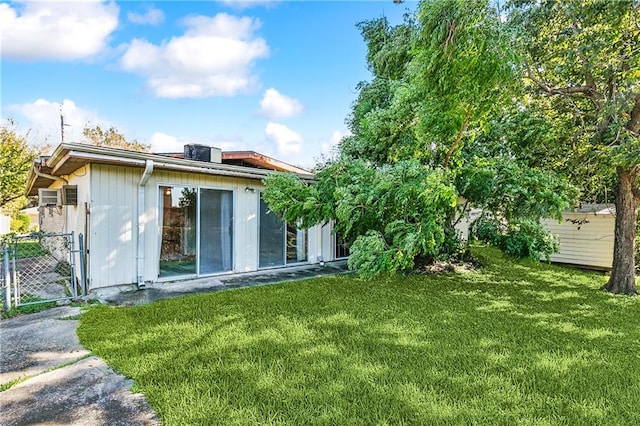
[542,213,615,269]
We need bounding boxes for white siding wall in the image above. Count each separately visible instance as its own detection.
[65,166,91,286]
[542,213,615,269]
[90,165,139,289]
[307,226,322,263]
[88,164,324,289]
[321,223,334,262]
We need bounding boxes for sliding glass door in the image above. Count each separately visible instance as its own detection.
[199,189,233,274]
[259,195,285,267]
[159,186,197,278]
[159,186,233,279]
[259,194,307,268]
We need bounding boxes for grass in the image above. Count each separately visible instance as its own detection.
[13,241,46,259]
[78,247,640,425]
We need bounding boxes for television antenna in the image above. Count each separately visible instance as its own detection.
[60,104,71,142]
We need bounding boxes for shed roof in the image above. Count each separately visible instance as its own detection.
[571,204,615,215]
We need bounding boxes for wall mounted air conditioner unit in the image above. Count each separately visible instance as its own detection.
[61,185,78,206]
[38,188,61,206]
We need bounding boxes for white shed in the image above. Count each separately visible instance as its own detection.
[542,204,615,270]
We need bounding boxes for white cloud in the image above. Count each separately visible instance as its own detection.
[127,6,164,25]
[265,122,302,156]
[321,130,349,154]
[259,88,303,119]
[149,132,182,153]
[120,13,269,98]
[7,99,112,146]
[221,0,278,10]
[0,1,119,61]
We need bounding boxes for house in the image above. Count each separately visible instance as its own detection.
[26,143,346,294]
[19,207,39,231]
[541,204,615,270]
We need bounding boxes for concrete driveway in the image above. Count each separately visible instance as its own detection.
[0,306,159,425]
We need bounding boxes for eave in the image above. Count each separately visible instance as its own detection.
[27,143,316,195]
[221,151,311,175]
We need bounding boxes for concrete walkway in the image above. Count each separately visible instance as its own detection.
[0,262,349,425]
[0,307,159,425]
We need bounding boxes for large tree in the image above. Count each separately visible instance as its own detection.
[0,124,39,209]
[82,125,149,152]
[264,0,576,278]
[509,0,640,294]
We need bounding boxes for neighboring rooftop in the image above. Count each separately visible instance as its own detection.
[573,204,615,215]
[156,150,310,175]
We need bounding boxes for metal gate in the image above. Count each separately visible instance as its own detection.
[1,232,85,309]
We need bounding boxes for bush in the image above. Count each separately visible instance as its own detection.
[473,215,559,261]
[503,220,559,261]
[474,216,503,246]
[10,213,30,233]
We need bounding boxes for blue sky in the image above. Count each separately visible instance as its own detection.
[1,1,413,168]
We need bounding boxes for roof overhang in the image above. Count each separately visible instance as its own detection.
[26,143,315,196]
[222,151,311,174]
[25,159,57,196]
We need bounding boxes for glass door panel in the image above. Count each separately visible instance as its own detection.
[287,224,307,263]
[199,189,233,274]
[335,230,349,259]
[159,186,196,278]
[259,195,285,267]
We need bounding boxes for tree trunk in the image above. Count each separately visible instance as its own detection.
[606,167,638,295]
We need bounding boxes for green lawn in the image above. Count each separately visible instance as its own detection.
[78,248,640,425]
[12,241,46,259]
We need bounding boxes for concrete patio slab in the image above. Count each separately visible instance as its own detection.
[100,261,350,306]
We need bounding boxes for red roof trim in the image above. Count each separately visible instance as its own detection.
[222,151,310,174]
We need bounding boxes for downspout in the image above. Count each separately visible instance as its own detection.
[32,164,68,185]
[137,160,154,289]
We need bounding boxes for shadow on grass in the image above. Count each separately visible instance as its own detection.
[78,247,640,425]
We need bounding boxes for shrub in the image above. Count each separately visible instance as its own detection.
[503,220,559,261]
[10,213,30,233]
[473,215,559,261]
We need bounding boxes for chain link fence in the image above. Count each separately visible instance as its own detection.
[1,232,84,309]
